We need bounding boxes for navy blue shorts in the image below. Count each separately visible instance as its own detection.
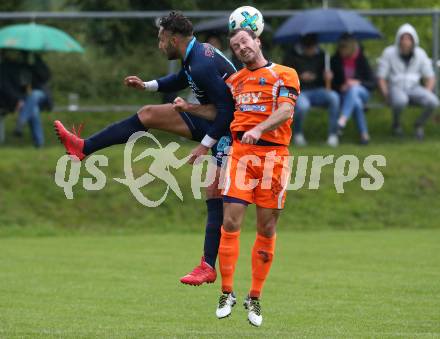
[179,111,231,166]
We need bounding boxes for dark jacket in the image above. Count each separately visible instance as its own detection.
[331,47,375,92]
[283,45,325,90]
[157,39,235,141]
[31,55,53,111]
[0,60,30,113]
[0,56,52,113]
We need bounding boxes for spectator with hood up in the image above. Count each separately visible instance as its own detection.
[377,23,439,140]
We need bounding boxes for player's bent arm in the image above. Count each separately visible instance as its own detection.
[173,97,217,120]
[254,102,295,133]
[156,69,189,93]
[190,65,235,147]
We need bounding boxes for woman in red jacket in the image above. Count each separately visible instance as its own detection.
[331,34,375,145]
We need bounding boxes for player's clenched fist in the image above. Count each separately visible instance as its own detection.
[173,97,189,112]
[188,144,210,165]
[124,76,145,90]
[241,127,262,145]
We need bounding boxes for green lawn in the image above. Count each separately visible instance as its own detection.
[1,107,440,337]
[0,230,439,338]
[1,140,440,236]
[1,107,440,235]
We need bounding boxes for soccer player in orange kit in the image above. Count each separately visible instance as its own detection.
[174,27,300,326]
[216,28,299,327]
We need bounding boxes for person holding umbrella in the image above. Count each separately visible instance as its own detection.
[331,34,375,145]
[282,34,340,147]
[274,8,381,145]
[0,22,83,147]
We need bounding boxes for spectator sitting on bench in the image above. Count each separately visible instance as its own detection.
[377,23,439,140]
[282,34,340,147]
[331,34,375,145]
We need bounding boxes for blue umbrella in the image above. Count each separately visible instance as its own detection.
[274,8,381,43]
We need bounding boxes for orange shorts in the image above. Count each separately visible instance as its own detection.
[222,141,291,209]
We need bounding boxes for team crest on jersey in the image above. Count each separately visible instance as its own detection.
[259,77,266,85]
[202,43,215,58]
[216,136,232,154]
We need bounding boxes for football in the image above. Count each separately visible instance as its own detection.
[228,6,265,37]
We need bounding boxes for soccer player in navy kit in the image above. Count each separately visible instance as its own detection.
[54,11,236,286]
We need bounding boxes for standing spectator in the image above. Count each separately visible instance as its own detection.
[377,23,439,139]
[13,52,52,148]
[0,50,27,144]
[283,34,339,147]
[331,34,375,145]
[30,54,53,111]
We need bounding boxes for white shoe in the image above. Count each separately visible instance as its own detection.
[294,133,307,146]
[216,292,236,319]
[244,295,263,327]
[327,134,339,147]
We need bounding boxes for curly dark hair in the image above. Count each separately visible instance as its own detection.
[159,11,193,37]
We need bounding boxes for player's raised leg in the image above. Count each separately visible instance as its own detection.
[54,103,192,160]
[244,206,279,327]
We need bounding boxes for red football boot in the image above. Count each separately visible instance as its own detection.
[54,120,85,161]
[180,256,217,286]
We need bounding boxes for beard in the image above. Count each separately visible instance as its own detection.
[166,51,179,60]
[164,43,179,60]
[238,50,257,65]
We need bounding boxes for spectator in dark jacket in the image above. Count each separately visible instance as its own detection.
[0,51,25,113]
[0,50,51,147]
[0,50,28,143]
[283,34,340,147]
[331,34,375,144]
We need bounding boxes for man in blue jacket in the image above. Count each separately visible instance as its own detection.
[54,11,236,286]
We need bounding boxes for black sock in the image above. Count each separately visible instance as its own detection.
[83,114,147,155]
[203,198,223,268]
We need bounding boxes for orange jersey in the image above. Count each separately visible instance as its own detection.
[226,63,300,146]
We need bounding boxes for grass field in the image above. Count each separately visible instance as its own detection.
[1,139,440,236]
[1,230,439,337]
[1,108,440,337]
[1,107,440,236]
